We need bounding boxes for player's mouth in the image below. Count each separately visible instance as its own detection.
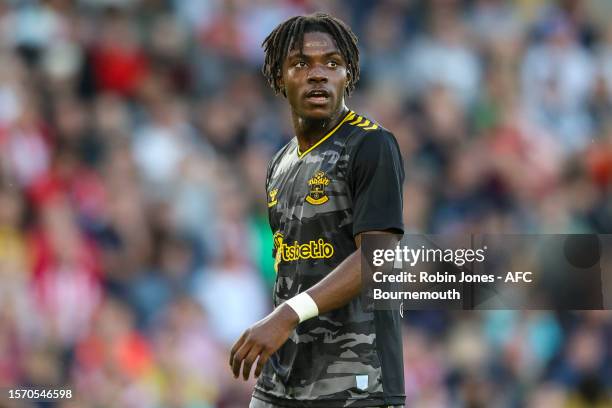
[304,89,331,105]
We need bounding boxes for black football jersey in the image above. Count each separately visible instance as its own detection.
[254,110,406,407]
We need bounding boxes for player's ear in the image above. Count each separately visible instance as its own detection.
[345,70,351,93]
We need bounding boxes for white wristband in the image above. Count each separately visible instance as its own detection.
[285,292,319,323]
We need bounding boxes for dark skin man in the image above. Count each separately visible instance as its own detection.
[229,30,394,381]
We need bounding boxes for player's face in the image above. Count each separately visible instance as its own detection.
[281,31,348,120]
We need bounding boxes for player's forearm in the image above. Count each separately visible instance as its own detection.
[304,249,362,315]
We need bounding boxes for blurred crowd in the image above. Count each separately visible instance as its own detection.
[0,0,610,407]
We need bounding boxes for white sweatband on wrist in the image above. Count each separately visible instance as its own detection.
[285,292,319,323]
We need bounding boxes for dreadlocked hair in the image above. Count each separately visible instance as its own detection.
[261,13,360,97]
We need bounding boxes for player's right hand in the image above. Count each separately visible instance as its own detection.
[229,303,299,380]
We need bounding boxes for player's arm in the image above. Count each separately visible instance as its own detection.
[229,231,396,381]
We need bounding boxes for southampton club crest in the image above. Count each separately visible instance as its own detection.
[306,170,330,205]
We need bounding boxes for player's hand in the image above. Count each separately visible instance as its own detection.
[229,303,299,380]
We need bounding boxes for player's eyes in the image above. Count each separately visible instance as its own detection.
[295,61,307,68]
[327,61,338,68]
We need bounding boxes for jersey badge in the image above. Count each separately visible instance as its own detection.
[306,171,330,205]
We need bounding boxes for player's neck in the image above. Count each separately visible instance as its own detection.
[292,106,349,153]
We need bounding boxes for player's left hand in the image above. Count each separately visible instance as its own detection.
[229,303,299,380]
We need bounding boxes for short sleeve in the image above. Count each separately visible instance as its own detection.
[348,129,405,237]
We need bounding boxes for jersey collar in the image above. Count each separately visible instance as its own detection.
[296,110,356,159]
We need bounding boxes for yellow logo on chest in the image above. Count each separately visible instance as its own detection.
[272,231,334,273]
[306,171,330,205]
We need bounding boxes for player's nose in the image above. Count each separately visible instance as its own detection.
[307,64,328,83]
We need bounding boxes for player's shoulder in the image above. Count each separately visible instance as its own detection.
[269,138,296,164]
[266,138,297,180]
[344,111,399,153]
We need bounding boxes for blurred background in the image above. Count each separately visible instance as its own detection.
[0,0,610,407]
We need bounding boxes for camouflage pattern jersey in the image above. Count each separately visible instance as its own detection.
[253,110,406,407]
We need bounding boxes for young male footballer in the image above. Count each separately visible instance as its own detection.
[229,13,406,408]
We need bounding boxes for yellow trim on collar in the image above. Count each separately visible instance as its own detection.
[297,110,355,158]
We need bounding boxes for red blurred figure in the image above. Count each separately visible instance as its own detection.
[29,192,102,345]
[91,11,148,96]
